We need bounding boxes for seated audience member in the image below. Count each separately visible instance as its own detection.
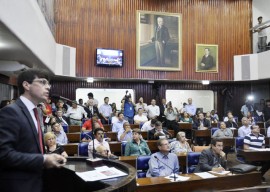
[112,112,127,132]
[192,113,210,130]
[244,125,270,181]
[148,121,172,140]
[225,114,238,129]
[56,99,67,114]
[205,112,212,125]
[55,109,69,126]
[0,99,10,109]
[141,118,157,132]
[223,111,236,122]
[95,145,109,157]
[118,122,133,142]
[212,122,233,138]
[51,122,68,145]
[124,128,151,156]
[238,117,251,137]
[44,132,68,158]
[179,112,193,123]
[170,132,192,153]
[194,139,227,173]
[111,111,119,125]
[210,110,219,123]
[134,108,148,125]
[246,111,256,125]
[146,138,179,177]
[88,128,112,159]
[82,115,104,131]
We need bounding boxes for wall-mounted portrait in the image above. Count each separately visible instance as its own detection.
[196,44,218,73]
[136,10,182,71]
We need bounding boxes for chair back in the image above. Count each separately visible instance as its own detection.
[136,155,151,178]
[187,152,201,173]
[80,131,93,141]
[78,142,89,156]
[121,142,127,156]
[193,146,209,152]
[235,137,244,151]
[211,127,219,135]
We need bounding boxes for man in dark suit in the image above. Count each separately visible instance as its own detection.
[153,17,170,65]
[148,121,171,140]
[195,139,227,173]
[55,109,69,125]
[193,112,211,145]
[159,98,167,124]
[85,98,100,118]
[0,69,66,192]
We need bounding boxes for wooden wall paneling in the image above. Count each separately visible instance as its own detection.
[54,0,252,81]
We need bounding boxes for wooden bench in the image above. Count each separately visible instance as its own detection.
[178,123,192,130]
[105,132,118,141]
[67,132,81,143]
[68,125,81,133]
[62,143,79,156]
[103,124,111,132]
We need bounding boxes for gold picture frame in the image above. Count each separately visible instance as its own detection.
[136,10,182,71]
[196,44,218,73]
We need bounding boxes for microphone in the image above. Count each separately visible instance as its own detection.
[154,155,177,181]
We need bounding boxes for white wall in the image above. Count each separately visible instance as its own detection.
[166,90,214,112]
[252,0,270,53]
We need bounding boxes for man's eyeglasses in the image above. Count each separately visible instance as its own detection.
[32,79,51,87]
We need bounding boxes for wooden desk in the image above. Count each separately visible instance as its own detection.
[68,125,81,133]
[106,132,117,141]
[62,143,79,156]
[136,172,261,192]
[178,123,192,130]
[220,138,235,147]
[103,124,111,132]
[109,141,122,155]
[67,132,81,143]
[239,149,270,161]
[119,156,137,168]
[192,130,211,137]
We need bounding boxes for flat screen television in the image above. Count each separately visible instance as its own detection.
[96,48,123,67]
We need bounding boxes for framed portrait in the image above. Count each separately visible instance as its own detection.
[196,44,218,73]
[136,10,182,71]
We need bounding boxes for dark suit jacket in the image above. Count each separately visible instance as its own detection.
[225,121,238,128]
[148,127,171,140]
[192,119,211,130]
[0,98,44,192]
[159,104,167,117]
[194,148,227,172]
[56,115,70,125]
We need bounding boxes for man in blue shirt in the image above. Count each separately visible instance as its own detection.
[112,112,127,132]
[121,95,136,124]
[146,138,179,177]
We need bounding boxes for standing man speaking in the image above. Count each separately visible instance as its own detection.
[153,17,170,66]
[0,69,66,192]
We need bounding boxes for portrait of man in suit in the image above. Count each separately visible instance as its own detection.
[136,11,182,71]
[196,44,218,73]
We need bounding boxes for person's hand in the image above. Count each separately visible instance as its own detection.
[219,151,226,158]
[212,167,225,173]
[44,154,67,169]
[125,127,131,133]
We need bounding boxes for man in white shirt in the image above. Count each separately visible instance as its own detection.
[254,16,268,53]
[238,117,251,137]
[135,97,148,116]
[147,99,160,119]
[87,92,99,107]
[65,100,87,125]
[99,97,112,124]
[185,98,196,117]
[134,108,148,125]
[141,119,157,132]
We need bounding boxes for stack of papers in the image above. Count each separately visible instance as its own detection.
[208,171,230,175]
[76,166,127,181]
[194,172,217,179]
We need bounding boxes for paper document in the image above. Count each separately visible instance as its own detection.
[165,174,190,181]
[194,172,217,179]
[76,167,127,181]
[249,148,270,151]
[208,171,230,175]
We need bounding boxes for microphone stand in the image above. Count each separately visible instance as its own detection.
[92,139,96,159]
[154,155,177,181]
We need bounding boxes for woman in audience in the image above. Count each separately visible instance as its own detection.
[124,128,151,156]
[170,131,192,153]
[179,112,193,123]
[246,111,255,125]
[111,102,117,113]
[212,122,233,138]
[44,132,68,157]
[210,110,219,123]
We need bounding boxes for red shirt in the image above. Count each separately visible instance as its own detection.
[82,119,104,131]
